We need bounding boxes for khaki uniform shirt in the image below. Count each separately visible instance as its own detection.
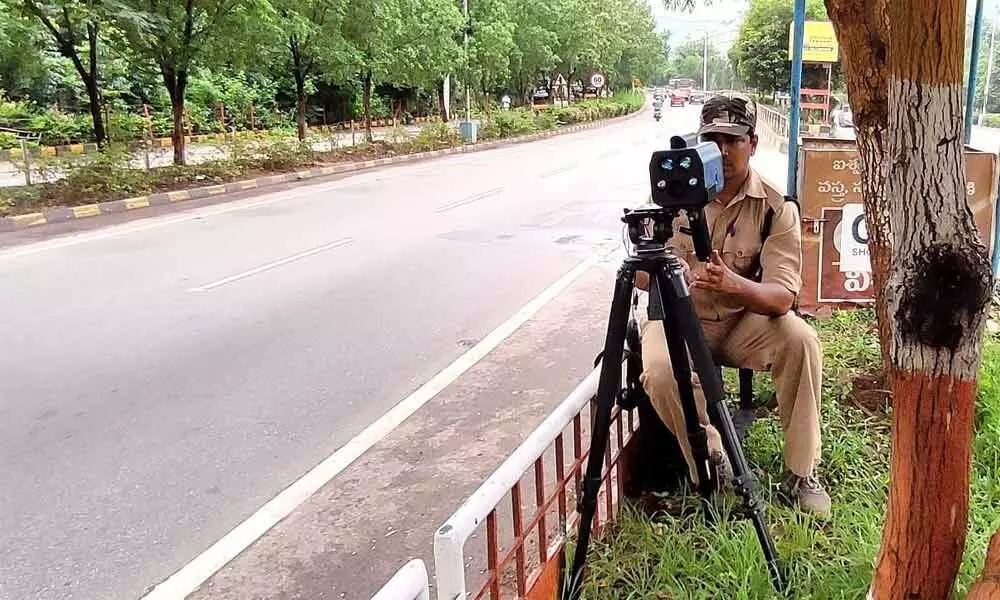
[667,168,802,323]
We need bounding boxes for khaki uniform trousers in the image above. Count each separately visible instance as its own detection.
[639,311,822,482]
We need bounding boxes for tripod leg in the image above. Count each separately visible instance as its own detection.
[564,263,636,600]
[658,265,786,592]
[649,272,717,503]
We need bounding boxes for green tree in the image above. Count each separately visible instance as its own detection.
[551,0,599,84]
[467,0,515,115]
[508,0,559,103]
[342,0,462,141]
[0,10,53,103]
[268,0,354,140]
[728,0,826,94]
[113,0,259,164]
[8,0,110,145]
[608,0,667,89]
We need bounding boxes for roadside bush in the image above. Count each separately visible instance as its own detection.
[0,185,39,216]
[108,112,148,142]
[0,95,34,129]
[0,131,18,150]
[551,106,581,125]
[386,125,411,147]
[488,109,538,138]
[234,134,314,171]
[28,111,93,145]
[533,110,558,131]
[409,121,460,151]
[983,113,1000,128]
[55,145,155,203]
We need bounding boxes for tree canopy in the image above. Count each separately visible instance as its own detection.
[0,0,668,158]
[728,0,827,94]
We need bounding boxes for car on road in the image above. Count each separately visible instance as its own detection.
[690,91,707,104]
[670,94,685,107]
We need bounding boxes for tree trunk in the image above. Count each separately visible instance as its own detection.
[828,0,995,596]
[162,65,188,166]
[170,100,186,166]
[290,36,308,142]
[23,4,107,148]
[872,0,993,597]
[362,69,373,143]
[84,24,106,147]
[438,80,448,123]
[82,73,107,148]
[825,0,894,373]
[294,74,307,142]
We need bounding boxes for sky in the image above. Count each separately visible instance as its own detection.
[646,0,999,54]
[646,0,748,50]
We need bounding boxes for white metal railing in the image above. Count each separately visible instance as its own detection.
[433,366,618,600]
[370,559,430,600]
[756,104,789,141]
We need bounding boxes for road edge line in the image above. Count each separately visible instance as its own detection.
[138,248,609,600]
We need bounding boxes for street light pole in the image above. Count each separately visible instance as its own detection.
[786,0,805,199]
[966,0,986,142]
[463,0,471,123]
[703,32,709,91]
[981,9,998,126]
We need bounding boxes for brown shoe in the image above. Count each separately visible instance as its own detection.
[779,471,832,519]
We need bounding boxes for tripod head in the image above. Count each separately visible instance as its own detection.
[623,134,724,260]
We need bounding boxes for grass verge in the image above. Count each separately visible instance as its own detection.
[584,309,1000,599]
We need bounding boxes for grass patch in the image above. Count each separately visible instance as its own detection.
[584,309,1000,599]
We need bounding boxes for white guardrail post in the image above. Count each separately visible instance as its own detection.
[433,367,605,600]
[370,559,430,600]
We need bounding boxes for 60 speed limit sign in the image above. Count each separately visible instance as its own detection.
[590,73,606,88]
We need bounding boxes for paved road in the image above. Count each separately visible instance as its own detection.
[0,124,424,188]
[0,104,705,599]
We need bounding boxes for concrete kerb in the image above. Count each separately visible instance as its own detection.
[0,105,646,232]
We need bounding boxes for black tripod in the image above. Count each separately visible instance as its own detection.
[561,205,784,599]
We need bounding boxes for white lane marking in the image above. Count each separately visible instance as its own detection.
[139,245,610,600]
[187,237,355,292]
[435,187,504,213]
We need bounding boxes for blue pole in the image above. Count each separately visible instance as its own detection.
[993,145,1000,276]
[786,0,806,199]
[966,0,986,143]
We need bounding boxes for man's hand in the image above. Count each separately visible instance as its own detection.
[691,250,796,317]
[690,251,746,297]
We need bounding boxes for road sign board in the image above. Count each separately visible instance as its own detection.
[590,73,606,88]
[838,203,870,272]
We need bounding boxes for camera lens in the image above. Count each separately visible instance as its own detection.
[661,158,673,170]
[680,157,692,169]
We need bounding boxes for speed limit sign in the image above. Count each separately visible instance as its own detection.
[590,73,606,88]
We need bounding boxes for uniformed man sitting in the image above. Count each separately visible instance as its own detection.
[636,93,831,518]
